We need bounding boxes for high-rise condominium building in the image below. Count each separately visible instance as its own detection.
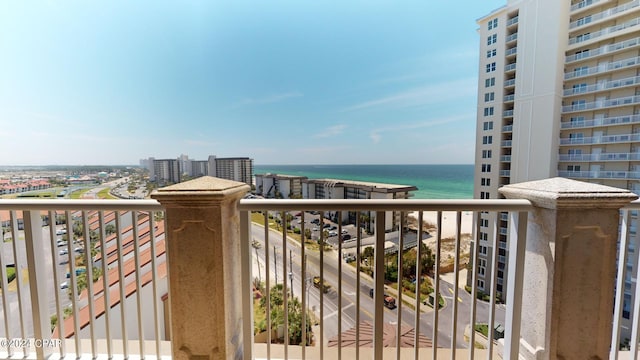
[151,158,181,185]
[207,156,254,186]
[473,0,640,341]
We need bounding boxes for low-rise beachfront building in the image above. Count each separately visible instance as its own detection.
[254,173,307,199]
[302,178,417,232]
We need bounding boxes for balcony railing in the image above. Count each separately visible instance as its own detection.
[558,170,640,179]
[569,17,640,46]
[559,152,640,162]
[563,75,640,96]
[505,63,516,72]
[569,0,640,29]
[564,56,640,80]
[560,114,640,129]
[0,177,639,359]
[559,132,640,145]
[566,36,640,63]
[561,95,640,113]
[570,0,600,12]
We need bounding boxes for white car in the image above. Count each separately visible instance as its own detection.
[59,249,68,256]
[59,281,68,290]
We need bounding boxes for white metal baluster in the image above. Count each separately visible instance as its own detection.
[0,212,13,357]
[115,212,129,358]
[631,213,640,359]
[282,211,289,359]
[451,211,462,359]
[264,212,271,357]
[396,210,403,359]
[240,209,254,360]
[131,211,145,357]
[98,211,113,359]
[487,213,499,359]
[300,212,307,360]
[503,211,527,359]
[468,211,482,360]
[22,210,51,359]
[337,211,343,360]
[48,210,65,357]
[373,210,386,360]
[611,209,631,359]
[82,211,97,357]
[9,211,26,355]
[355,214,361,359]
[65,210,81,356]
[319,210,325,360]
[432,211,442,358]
[414,211,422,360]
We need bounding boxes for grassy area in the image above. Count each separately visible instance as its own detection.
[17,191,56,198]
[97,188,117,199]
[6,267,15,283]
[250,212,325,250]
[69,189,90,199]
[474,323,489,337]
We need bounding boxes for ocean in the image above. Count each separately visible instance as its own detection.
[254,164,474,199]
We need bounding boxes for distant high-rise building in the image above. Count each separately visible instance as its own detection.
[208,156,253,186]
[151,158,180,185]
[473,0,640,341]
[178,154,192,178]
[190,160,209,178]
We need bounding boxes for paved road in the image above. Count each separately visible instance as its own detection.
[251,221,505,348]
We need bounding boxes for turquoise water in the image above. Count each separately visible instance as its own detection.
[254,164,474,199]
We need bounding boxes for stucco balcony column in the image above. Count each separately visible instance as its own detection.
[499,177,638,360]
[152,176,250,360]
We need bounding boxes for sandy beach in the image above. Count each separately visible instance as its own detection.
[408,211,475,273]
[409,211,474,239]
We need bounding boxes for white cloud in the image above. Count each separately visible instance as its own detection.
[341,77,476,113]
[314,124,347,138]
[369,114,469,143]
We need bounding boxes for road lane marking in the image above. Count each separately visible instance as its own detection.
[323,302,354,320]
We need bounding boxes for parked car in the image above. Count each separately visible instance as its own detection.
[59,249,68,256]
[328,230,338,237]
[59,281,68,290]
[66,268,86,278]
[341,234,351,241]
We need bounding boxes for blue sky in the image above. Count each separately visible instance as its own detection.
[1,1,504,166]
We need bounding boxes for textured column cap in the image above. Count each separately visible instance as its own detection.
[151,176,250,204]
[499,177,638,210]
